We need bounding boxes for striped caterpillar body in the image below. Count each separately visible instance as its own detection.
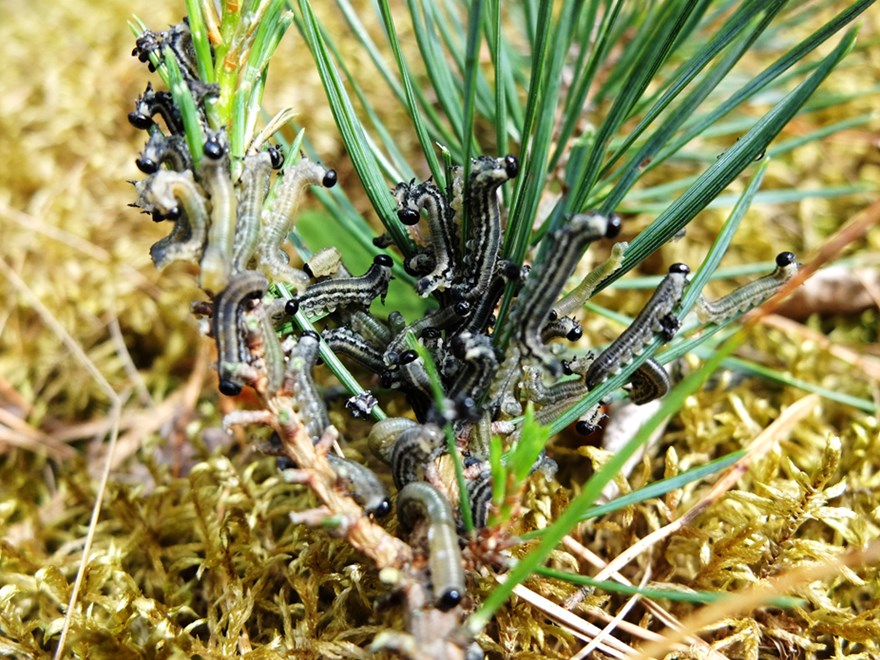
[286,254,393,317]
[510,212,621,374]
[326,454,391,518]
[396,481,465,611]
[697,252,799,323]
[628,358,671,405]
[231,149,278,272]
[585,263,690,390]
[460,155,519,300]
[137,170,208,268]
[258,158,337,291]
[199,133,238,295]
[212,270,269,396]
[551,241,628,319]
[281,333,330,442]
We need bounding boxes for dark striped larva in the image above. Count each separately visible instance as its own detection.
[350,310,393,348]
[281,333,331,442]
[390,423,446,489]
[383,300,472,367]
[322,327,386,374]
[251,304,286,394]
[326,453,391,517]
[696,251,799,323]
[585,263,690,390]
[258,158,337,291]
[231,150,276,272]
[447,332,498,411]
[520,366,587,405]
[396,481,465,611]
[395,350,436,422]
[551,241,628,319]
[137,170,208,268]
[460,260,526,336]
[628,358,671,405]
[466,468,493,529]
[510,212,621,373]
[136,130,191,174]
[540,315,583,343]
[486,345,524,417]
[199,133,237,294]
[286,255,393,317]
[460,155,519,300]
[397,179,459,296]
[367,417,418,464]
[129,82,183,135]
[212,271,269,396]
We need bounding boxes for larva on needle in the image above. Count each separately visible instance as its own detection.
[697,251,799,323]
[585,263,690,390]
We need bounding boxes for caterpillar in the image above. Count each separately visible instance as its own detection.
[137,169,208,268]
[199,133,238,294]
[696,251,799,323]
[551,241,628,319]
[396,481,465,611]
[231,148,280,272]
[396,179,459,296]
[322,326,386,374]
[585,263,690,390]
[459,155,519,300]
[212,270,269,396]
[258,158,337,291]
[627,358,671,405]
[325,453,391,518]
[510,212,621,373]
[279,332,331,442]
[285,254,393,318]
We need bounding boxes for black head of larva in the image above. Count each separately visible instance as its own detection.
[219,379,242,397]
[322,169,337,188]
[454,301,472,317]
[605,214,622,239]
[204,136,225,160]
[398,350,418,365]
[575,420,596,436]
[503,154,519,178]
[669,263,690,275]
[561,360,573,376]
[437,588,463,612]
[776,251,796,267]
[372,498,392,518]
[566,325,583,341]
[284,298,300,316]
[128,111,153,130]
[397,207,420,225]
[422,327,441,340]
[268,146,284,169]
[374,254,393,267]
[135,157,159,174]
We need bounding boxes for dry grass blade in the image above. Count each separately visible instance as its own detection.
[634,540,880,659]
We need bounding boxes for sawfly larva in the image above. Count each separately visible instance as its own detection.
[585,263,690,390]
[696,251,799,323]
[396,481,465,611]
[212,270,268,396]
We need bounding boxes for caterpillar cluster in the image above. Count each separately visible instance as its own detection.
[129,20,799,614]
